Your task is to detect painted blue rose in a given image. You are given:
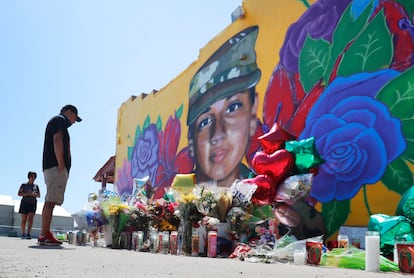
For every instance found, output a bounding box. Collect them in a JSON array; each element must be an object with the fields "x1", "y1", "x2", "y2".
[
  {"x1": 299, "y1": 70, "x2": 406, "y2": 203},
  {"x1": 131, "y1": 123, "x2": 160, "y2": 185}
]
